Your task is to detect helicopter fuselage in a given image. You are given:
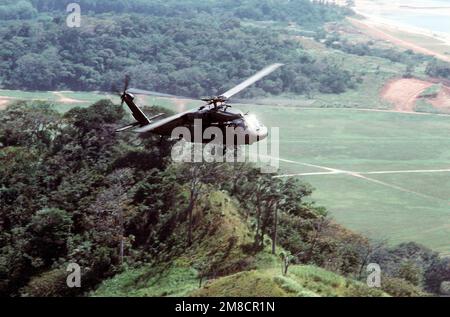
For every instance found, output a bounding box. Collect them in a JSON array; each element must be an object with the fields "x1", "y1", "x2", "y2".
[
  {"x1": 158, "y1": 109, "x2": 268, "y2": 145},
  {"x1": 118, "y1": 63, "x2": 283, "y2": 145},
  {"x1": 119, "y1": 93, "x2": 268, "y2": 145}
]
